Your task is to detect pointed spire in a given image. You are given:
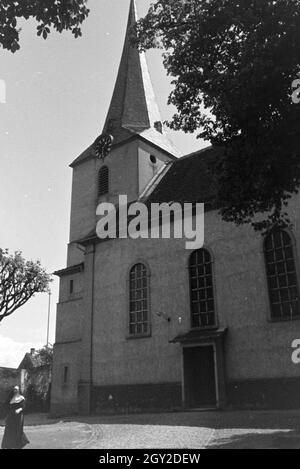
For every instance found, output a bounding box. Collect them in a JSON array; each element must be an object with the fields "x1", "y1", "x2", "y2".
[
  {"x1": 103, "y1": 0, "x2": 156, "y2": 137},
  {"x1": 102, "y1": 0, "x2": 180, "y2": 157}
]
